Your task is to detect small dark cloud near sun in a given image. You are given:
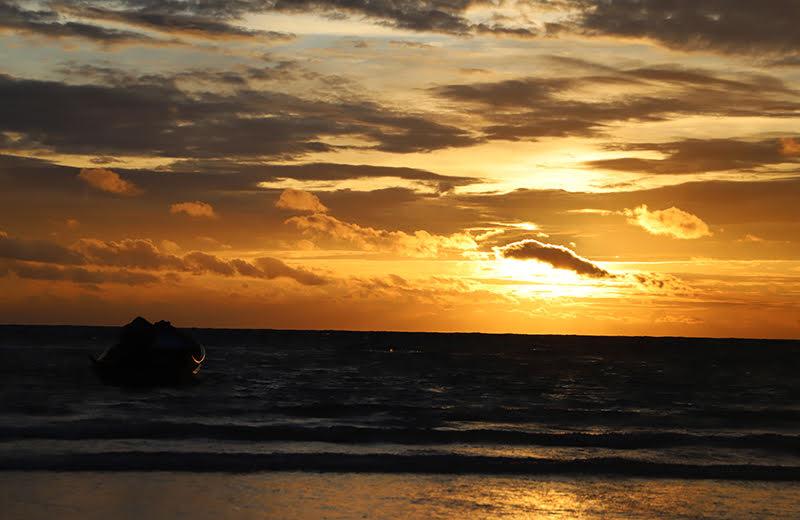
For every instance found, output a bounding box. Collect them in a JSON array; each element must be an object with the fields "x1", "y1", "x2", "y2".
[{"x1": 495, "y1": 239, "x2": 612, "y2": 279}]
